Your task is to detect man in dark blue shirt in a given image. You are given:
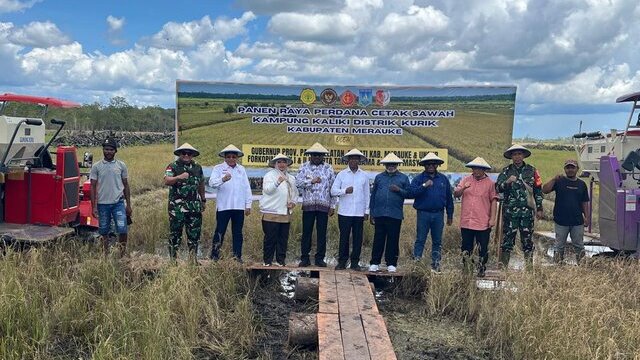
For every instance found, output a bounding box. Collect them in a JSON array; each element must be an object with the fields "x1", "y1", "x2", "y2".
[
  {"x1": 368, "y1": 153, "x2": 410, "y2": 273},
  {"x1": 409, "y1": 152, "x2": 454, "y2": 272}
]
